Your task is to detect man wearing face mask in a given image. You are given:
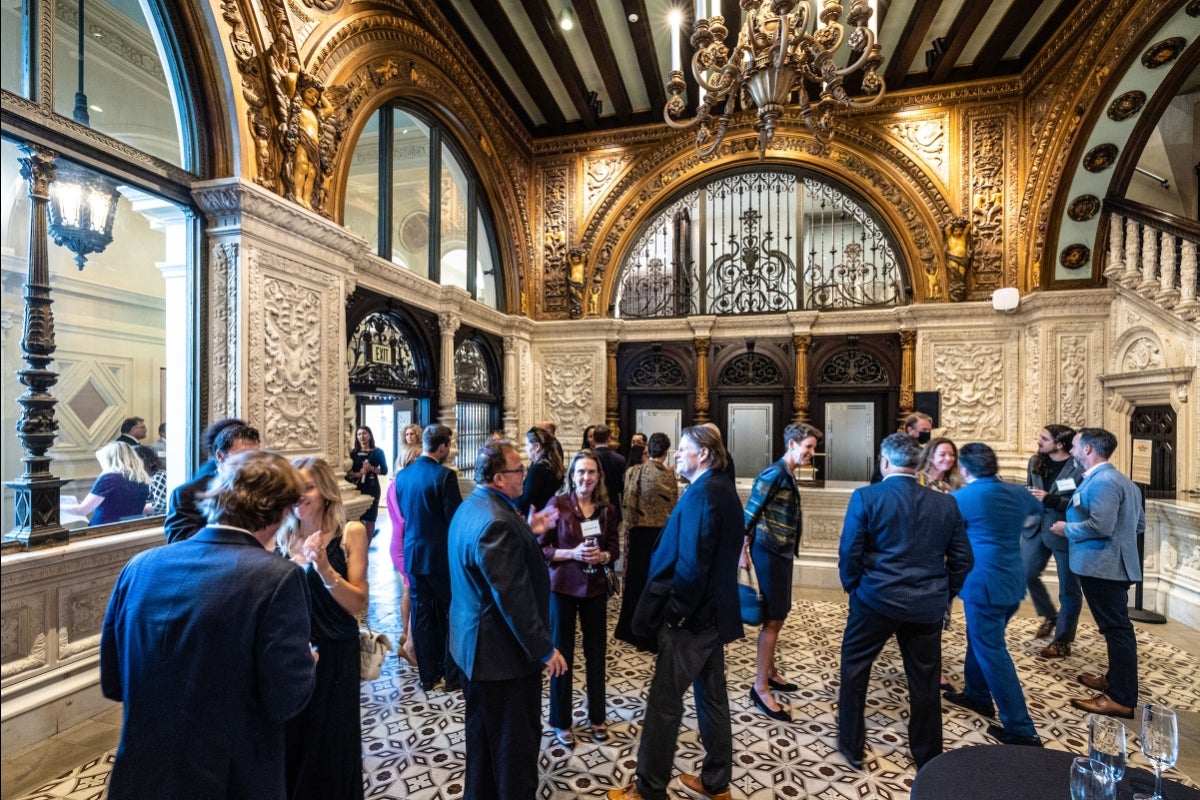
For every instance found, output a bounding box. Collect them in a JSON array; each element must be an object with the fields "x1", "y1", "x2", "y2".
[{"x1": 870, "y1": 413, "x2": 933, "y2": 484}]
